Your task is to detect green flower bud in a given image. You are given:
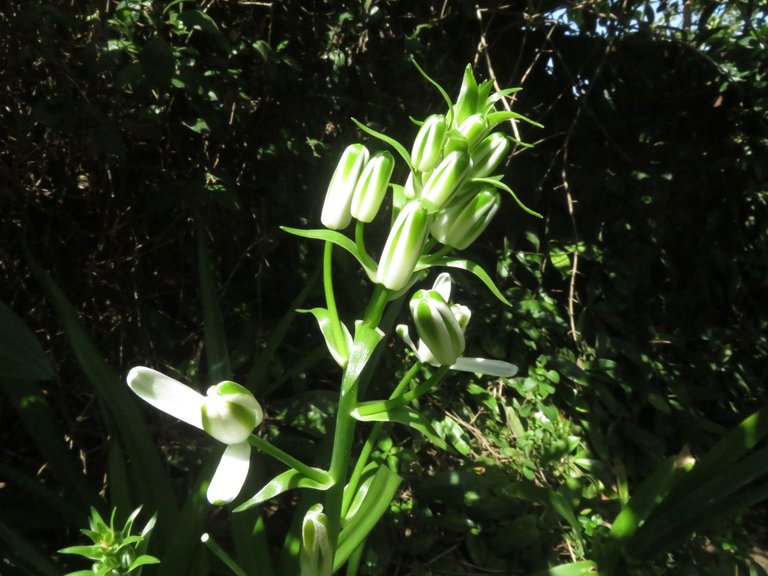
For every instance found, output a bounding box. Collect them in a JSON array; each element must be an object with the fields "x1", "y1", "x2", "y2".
[
  {"x1": 430, "y1": 186, "x2": 501, "y2": 249},
  {"x1": 457, "y1": 113, "x2": 487, "y2": 148},
  {"x1": 321, "y1": 144, "x2": 369, "y2": 230},
  {"x1": 201, "y1": 381, "x2": 263, "y2": 444},
  {"x1": 453, "y1": 65, "x2": 478, "y2": 127},
  {"x1": 350, "y1": 150, "x2": 394, "y2": 223},
  {"x1": 411, "y1": 114, "x2": 447, "y2": 173},
  {"x1": 419, "y1": 150, "x2": 471, "y2": 214},
  {"x1": 300, "y1": 505, "x2": 332, "y2": 576},
  {"x1": 469, "y1": 132, "x2": 509, "y2": 179},
  {"x1": 410, "y1": 288, "x2": 466, "y2": 366},
  {"x1": 376, "y1": 200, "x2": 430, "y2": 291}
]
